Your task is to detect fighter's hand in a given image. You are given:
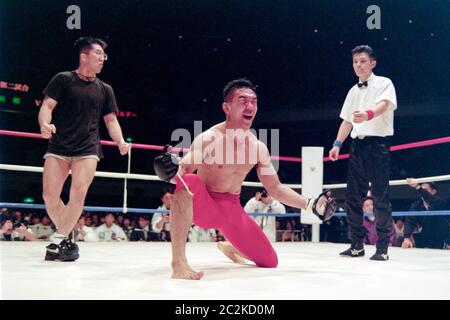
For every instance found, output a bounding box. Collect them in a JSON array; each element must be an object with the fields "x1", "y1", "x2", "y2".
[
  {"x1": 164, "y1": 145, "x2": 182, "y2": 162},
  {"x1": 153, "y1": 144, "x2": 180, "y2": 183},
  {"x1": 329, "y1": 147, "x2": 340, "y2": 162},
  {"x1": 406, "y1": 178, "x2": 418, "y2": 188},
  {"x1": 40, "y1": 123, "x2": 56, "y2": 139},
  {"x1": 401, "y1": 238, "x2": 414, "y2": 248},
  {"x1": 118, "y1": 140, "x2": 130, "y2": 155},
  {"x1": 352, "y1": 111, "x2": 368, "y2": 123},
  {"x1": 306, "y1": 190, "x2": 337, "y2": 222}
]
